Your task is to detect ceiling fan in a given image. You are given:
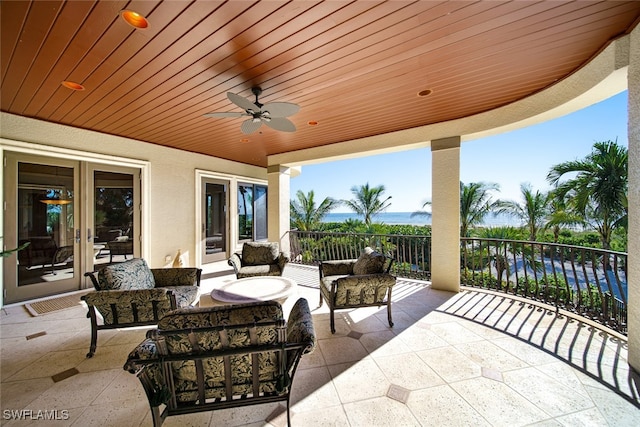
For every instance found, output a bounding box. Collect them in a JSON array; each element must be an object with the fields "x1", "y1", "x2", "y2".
[{"x1": 204, "y1": 87, "x2": 300, "y2": 134}]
